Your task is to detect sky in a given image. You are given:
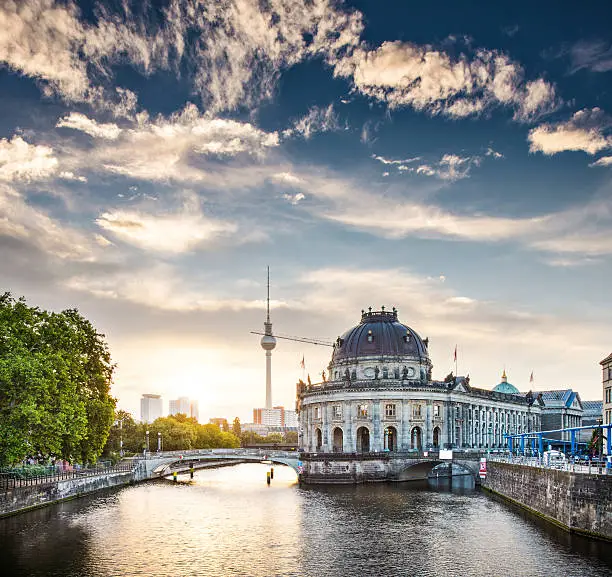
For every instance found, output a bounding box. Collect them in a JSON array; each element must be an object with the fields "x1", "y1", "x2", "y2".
[{"x1": 1, "y1": 0, "x2": 612, "y2": 423}]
